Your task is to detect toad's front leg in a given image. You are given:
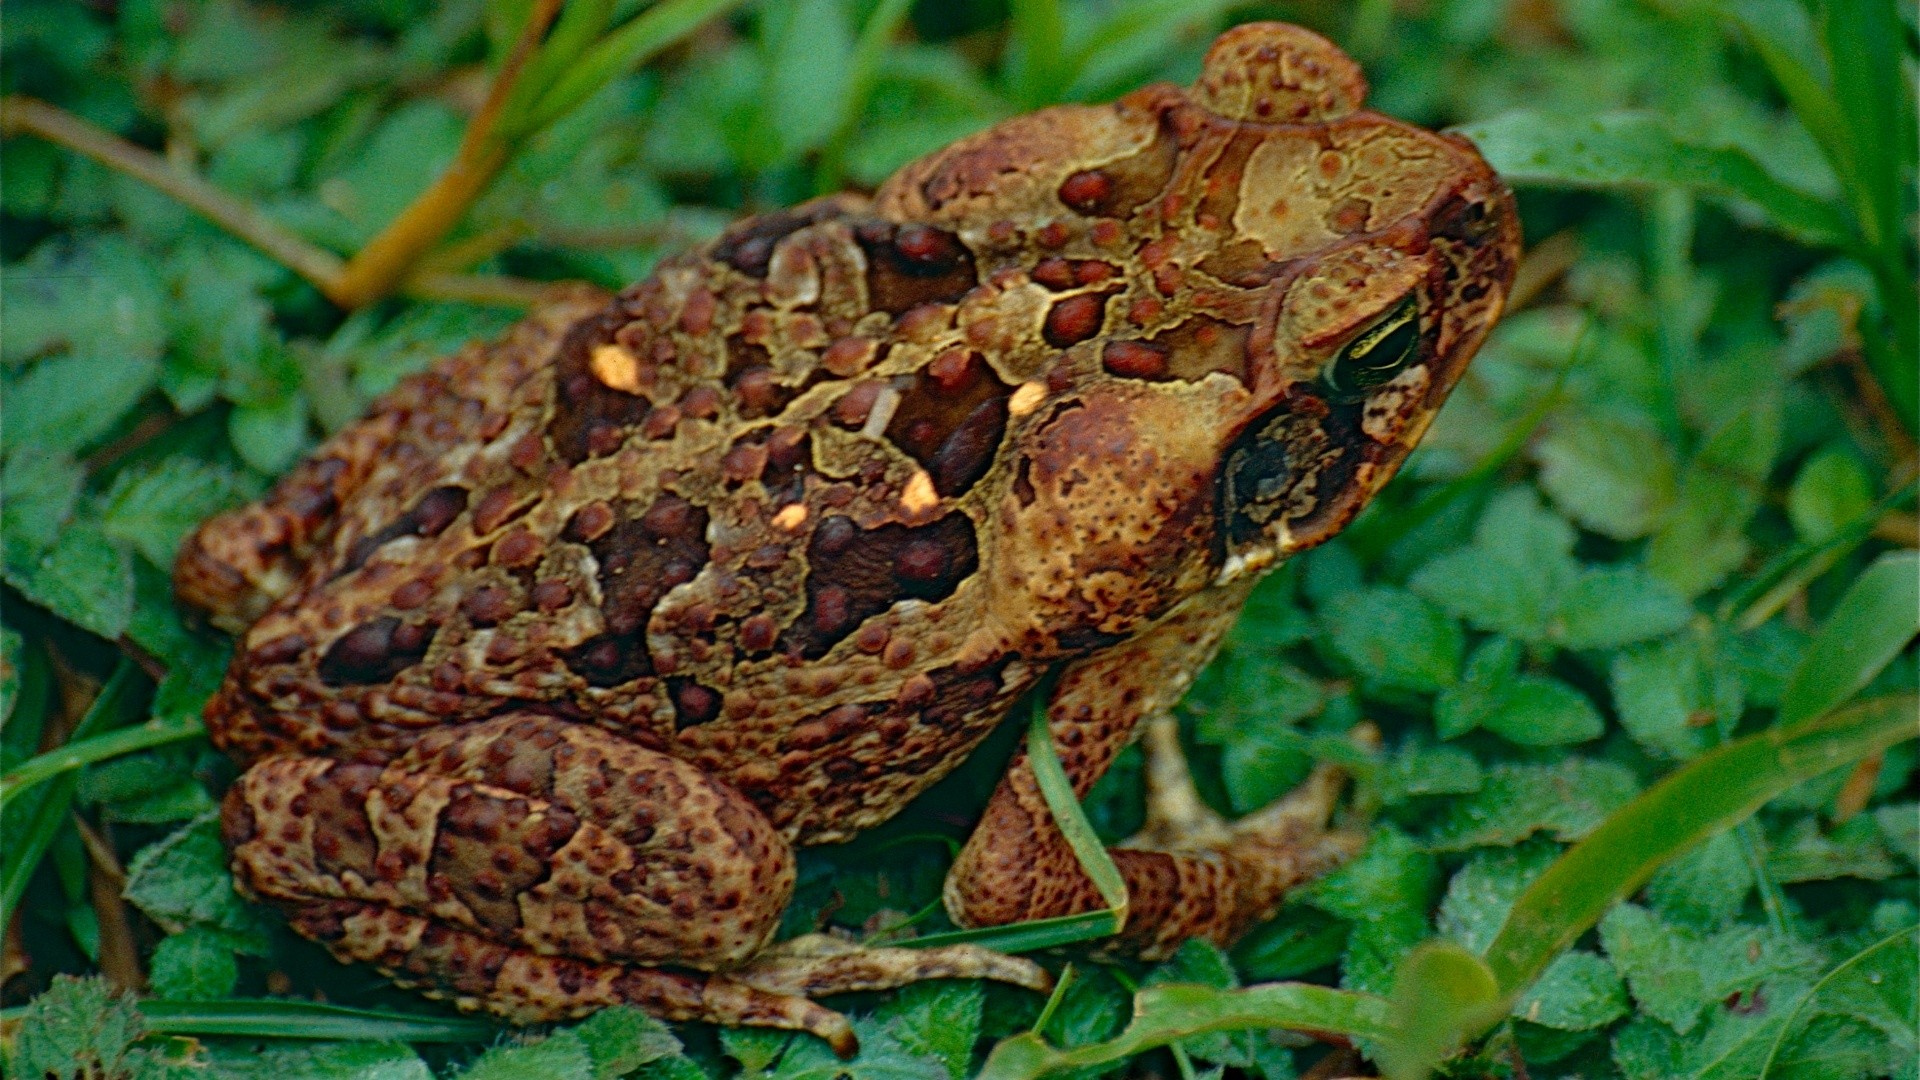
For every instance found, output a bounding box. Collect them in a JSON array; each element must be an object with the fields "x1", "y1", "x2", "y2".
[
  {"x1": 224, "y1": 714, "x2": 1044, "y2": 1054},
  {"x1": 944, "y1": 583, "x2": 1367, "y2": 959}
]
